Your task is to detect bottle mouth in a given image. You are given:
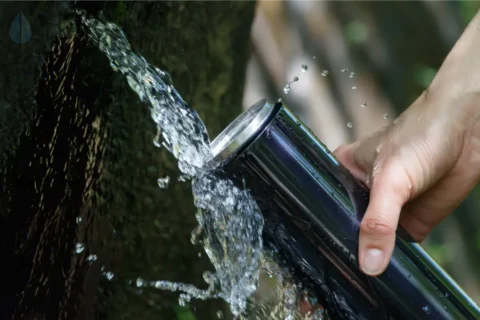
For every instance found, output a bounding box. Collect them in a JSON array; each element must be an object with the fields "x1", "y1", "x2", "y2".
[{"x1": 210, "y1": 99, "x2": 275, "y2": 164}]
